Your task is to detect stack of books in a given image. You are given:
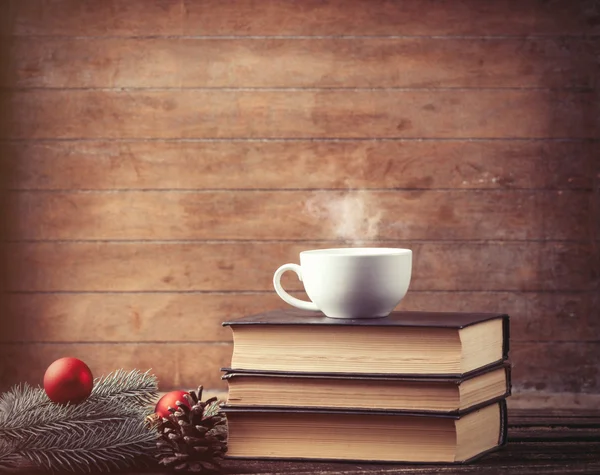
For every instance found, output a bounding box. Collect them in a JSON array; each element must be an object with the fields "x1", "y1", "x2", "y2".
[{"x1": 221, "y1": 308, "x2": 510, "y2": 464}]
